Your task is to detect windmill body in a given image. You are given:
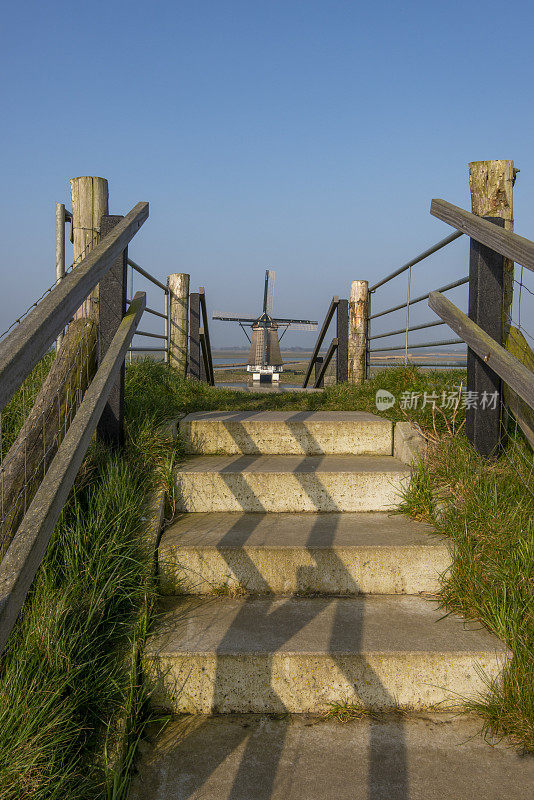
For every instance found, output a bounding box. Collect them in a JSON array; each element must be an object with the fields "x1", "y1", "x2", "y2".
[{"x1": 213, "y1": 270, "x2": 318, "y2": 383}]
